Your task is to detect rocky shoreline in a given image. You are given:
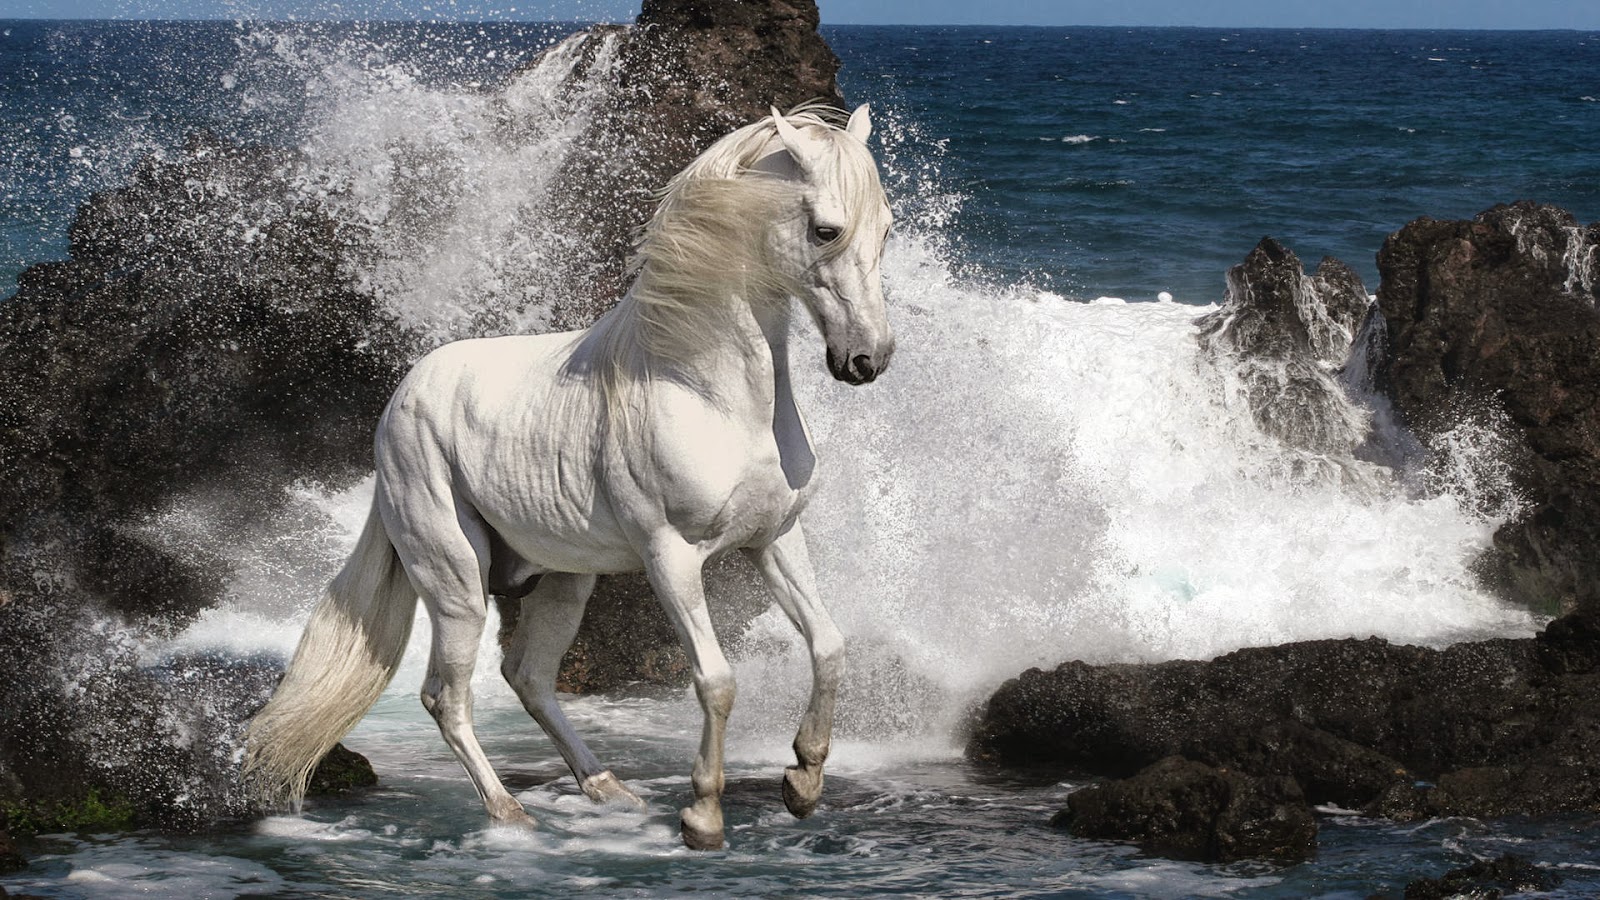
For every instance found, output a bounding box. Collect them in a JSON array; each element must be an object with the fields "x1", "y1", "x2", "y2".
[{"x1": 969, "y1": 201, "x2": 1600, "y2": 865}]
